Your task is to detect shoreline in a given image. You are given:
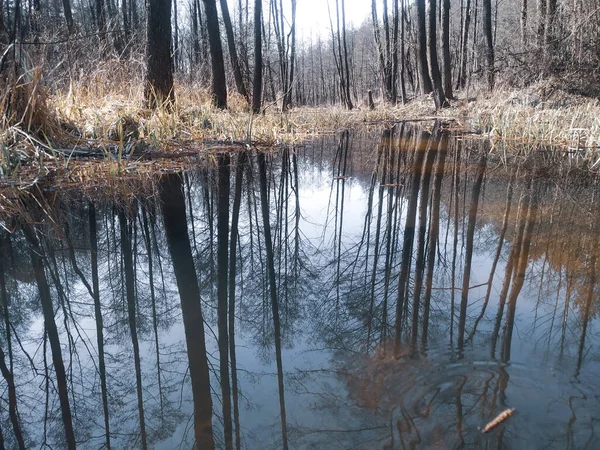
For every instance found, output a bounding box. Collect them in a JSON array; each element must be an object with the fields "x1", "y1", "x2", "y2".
[{"x1": 2, "y1": 80, "x2": 600, "y2": 188}]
